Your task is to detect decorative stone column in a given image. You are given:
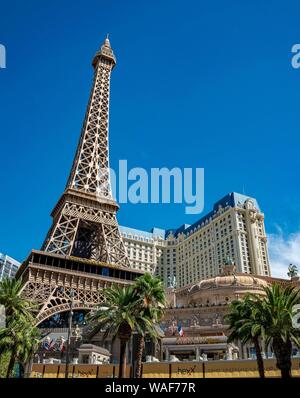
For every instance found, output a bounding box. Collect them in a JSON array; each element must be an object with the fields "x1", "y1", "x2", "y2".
[
  {"x1": 244, "y1": 202, "x2": 263, "y2": 275},
  {"x1": 261, "y1": 339, "x2": 267, "y2": 359},
  {"x1": 242, "y1": 344, "x2": 247, "y2": 359},
  {"x1": 195, "y1": 346, "x2": 200, "y2": 361},
  {"x1": 237, "y1": 341, "x2": 243, "y2": 359},
  {"x1": 165, "y1": 347, "x2": 169, "y2": 361}
]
